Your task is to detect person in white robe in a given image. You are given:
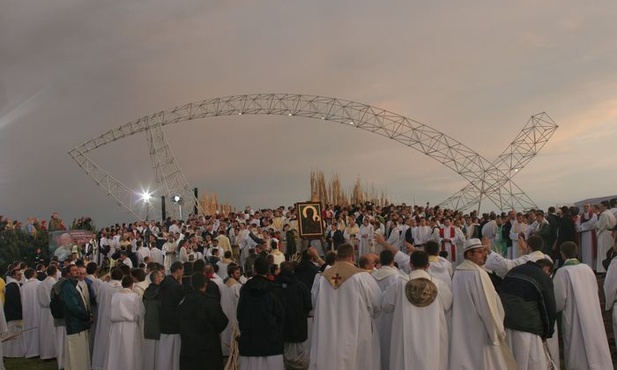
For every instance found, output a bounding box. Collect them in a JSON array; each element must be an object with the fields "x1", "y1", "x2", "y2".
[
  {"x1": 269, "y1": 245, "x2": 286, "y2": 267},
  {"x1": 611, "y1": 198, "x2": 617, "y2": 219},
  {"x1": 217, "y1": 252, "x2": 234, "y2": 280},
  {"x1": 37, "y1": 266, "x2": 58, "y2": 360},
  {"x1": 178, "y1": 242, "x2": 190, "y2": 264},
  {"x1": 578, "y1": 204, "x2": 597, "y2": 268},
  {"x1": 371, "y1": 220, "x2": 385, "y2": 255},
  {"x1": 188, "y1": 244, "x2": 205, "y2": 262},
  {"x1": 508, "y1": 213, "x2": 527, "y2": 260},
  {"x1": 415, "y1": 218, "x2": 433, "y2": 248},
  {"x1": 595, "y1": 201, "x2": 616, "y2": 273},
  {"x1": 449, "y1": 238, "x2": 518, "y2": 370},
  {"x1": 205, "y1": 264, "x2": 235, "y2": 357},
  {"x1": 344, "y1": 220, "x2": 361, "y2": 258},
  {"x1": 485, "y1": 234, "x2": 550, "y2": 279},
  {"x1": 237, "y1": 224, "x2": 252, "y2": 267},
  {"x1": 20, "y1": 269, "x2": 41, "y2": 358},
  {"x1": 371, "y1": 250, "x2": 403, "y2": 370},
  {"x1": 240, "y1": 226, "x2": 260, "y2": 268},
  {"x1": 524, "y1": 211, "x2": 538, "y2": 240},
  {"x1": 382, "y1": 250, "x2": 452, "y2": 370},
  {"x1": 77, "y1": 266, "x2": 93, "y2": 315},
  {"x1": 131, "y1": 269, "x2": 149, "y2": 298},
  {"x1": 162, "y1": 235, "x2": 178, "y2": 274},
  {"x1": 221, "y1": 265, "x2": 242, "y2": 356},
  {"x1": 462, "y1": 216, "x2": 479, "y2": 240},
  {"x1": 136, "y1": 240, "x2": 151, "y2": 266},
  {"x1": 424, "y1": 241, "x2": 453, "y2": 288},
  {"x1": 374, "y1": 233, "x2": 415, "y2": 275},
  {"x1": 603, "y1": 252, "x2": 617, "y2": 344},
  {"x1": 91, "y1": 269, "x2": 123, "y2": 370},
  {"x1": 104, "y1": 277, "x2": 144, "y2": 370},
  {"x1": 216, "y1": 231, "x2": 233, "y2": 256},
  {"x1": 358, "y1": 218, "x2": 374, "y2": 256},
  {"x1": 434, "y1": 219, "x2": 465, "y2": 265},
  {"x1": 85, "y1": 264, "x2": 101, "y2": 358},
  {"x1": 386, "y1": 221, "x2": 403, "y2": 251},
  {"x1": 309, "y1": 243, "x2": 382, "y2": 370},
  {"x1": 554, "y1": 241, "x2": 612, "y2": 370},
  {"x1": 481, "y1": 215, "x2": 498, "y2": 250},
  {"x1": 371, "y1": 250, "x2": 402, "y2": 292},
  {"x1": 149, "y1": 242, "x2": 165, "y2": 266}
]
